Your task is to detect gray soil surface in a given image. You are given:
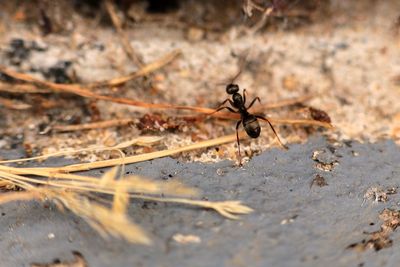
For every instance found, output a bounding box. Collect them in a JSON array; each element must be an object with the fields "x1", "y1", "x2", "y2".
[
  {"x1": 1, "y1": 136, "x2": 400, "y2": 267},
  {"x1": 1, "y1": 1, "x2": 400, "y2": 267}
]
